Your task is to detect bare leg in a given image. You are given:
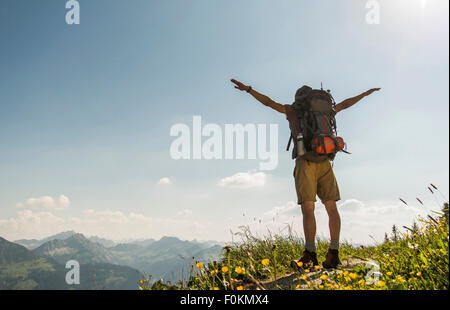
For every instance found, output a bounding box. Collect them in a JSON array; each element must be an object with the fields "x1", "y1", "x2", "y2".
[
  {"x1": 323, "y1": 200, "x2": 341, "y2": 242},
  {"x1": 301, "y1": 201, "x2": 316, "y2": 244}
]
